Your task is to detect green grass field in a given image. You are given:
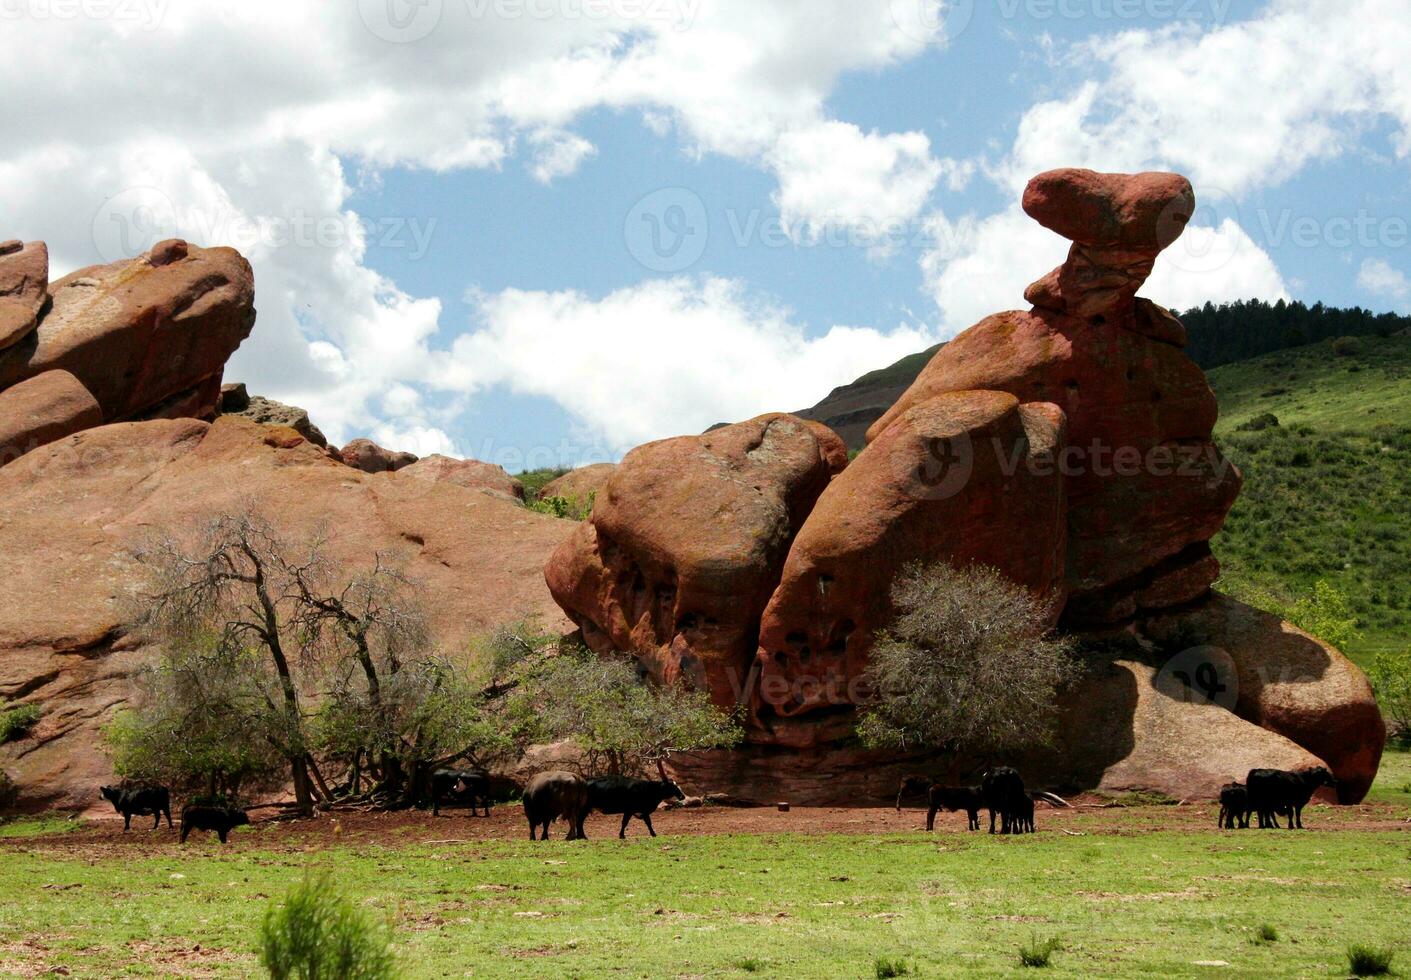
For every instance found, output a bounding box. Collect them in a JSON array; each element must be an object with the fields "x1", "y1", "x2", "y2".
[
  {"x1": 3, "y1": 753, "x2": 1409, "y2": 978},
  {"x1": 1210, "y1": 334, "x2": 1411, "y2": 662}
]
